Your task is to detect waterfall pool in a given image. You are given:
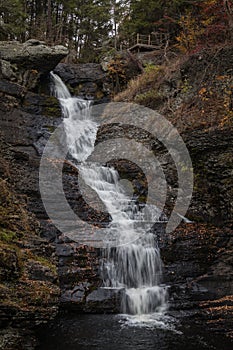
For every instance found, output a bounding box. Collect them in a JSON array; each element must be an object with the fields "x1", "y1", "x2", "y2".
[{"x1": 36, "y1": 313, "x2": 231, "y2": 350}]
